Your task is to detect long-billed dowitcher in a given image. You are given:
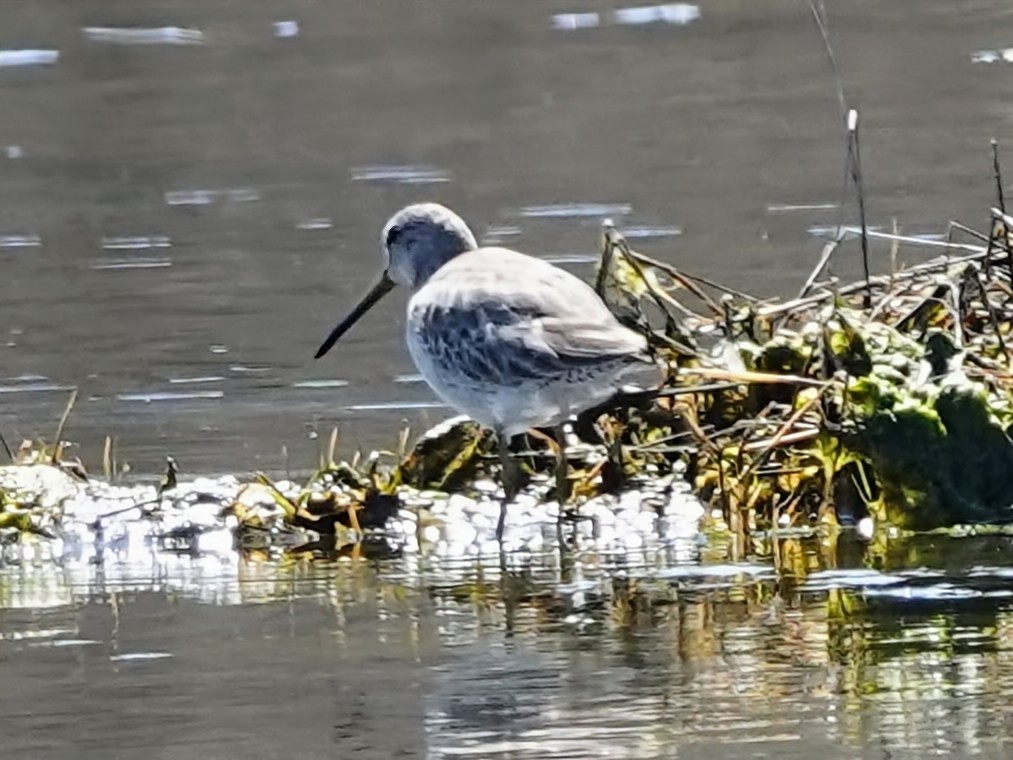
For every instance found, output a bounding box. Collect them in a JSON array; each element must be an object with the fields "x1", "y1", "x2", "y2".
[{"x1": 314, "y1": 203, "x2": 651, "y2": 540}]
